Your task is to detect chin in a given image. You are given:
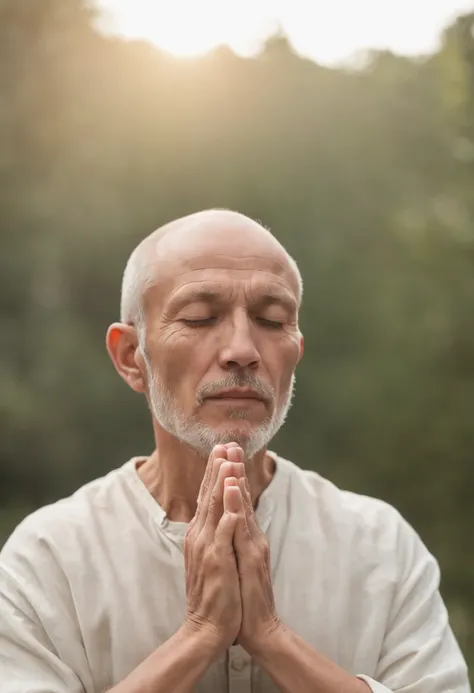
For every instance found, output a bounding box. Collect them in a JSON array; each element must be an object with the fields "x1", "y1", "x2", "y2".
[
  {"x1": 214, "y1": 418, "x2": 272, "y2": 451},
  {"x1": 214, "y1": 431, "x2": 266, "y2": 459},
  {"x1": 214, "y1": 421, "x2": 255, "y2": 439},
  {"x1": 212, "y1": 413, "x2": 263, "y2": 432},
  {"x1": 177, "y1": 418, "x2": 273, "y2": 460}
]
